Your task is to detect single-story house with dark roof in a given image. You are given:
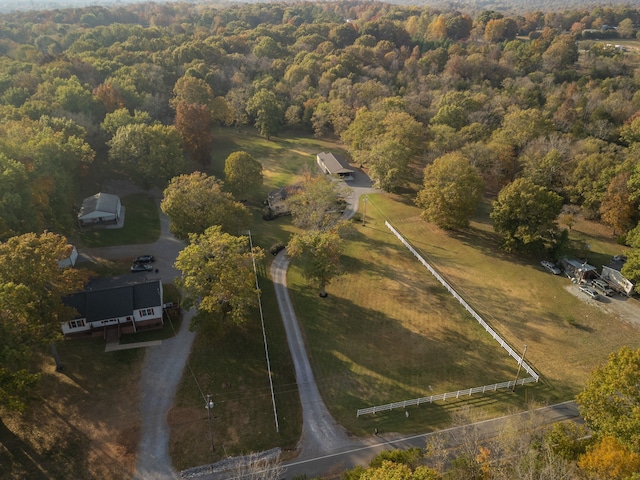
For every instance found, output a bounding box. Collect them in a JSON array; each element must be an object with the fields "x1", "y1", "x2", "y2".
[
  {"x1": 77, "y1": 192, "x2": 122, "y2": 226},
  {"x1": 316, "y1": 152, "x2": 354, "y2": 180},
  {"x1": 62, "y1": 280, "x2": 163, "y2": 338}
]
